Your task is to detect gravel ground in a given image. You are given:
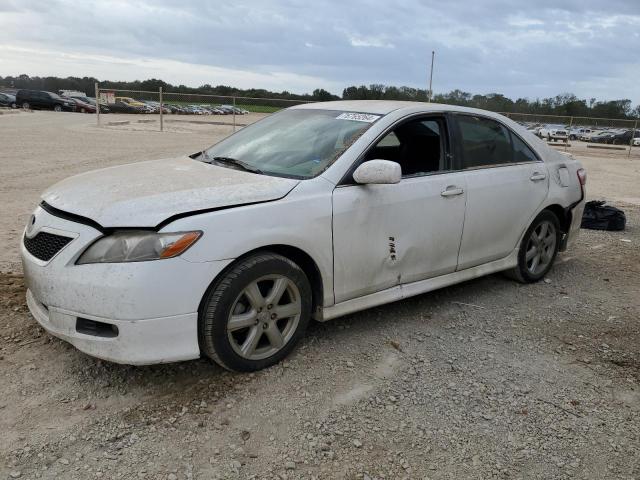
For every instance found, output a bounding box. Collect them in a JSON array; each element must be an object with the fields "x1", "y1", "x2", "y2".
[{"x1": 1, "y1": 112, "x2": 639, "y2": 479}]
